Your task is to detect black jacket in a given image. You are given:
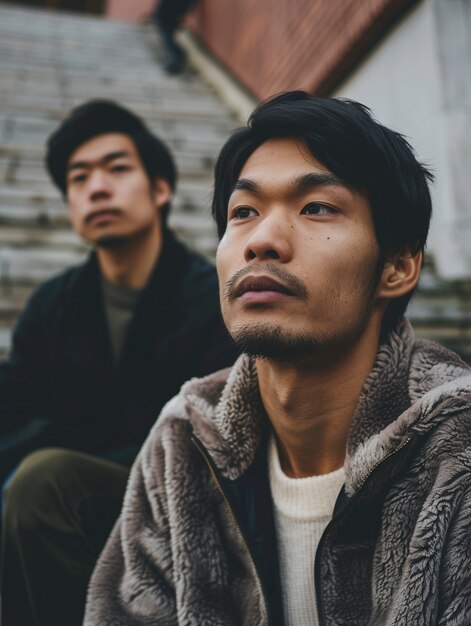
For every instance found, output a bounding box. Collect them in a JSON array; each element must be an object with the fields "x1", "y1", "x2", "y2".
[{"x1": 0, "y1": 230, "x2": 237, "y2": 482}]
